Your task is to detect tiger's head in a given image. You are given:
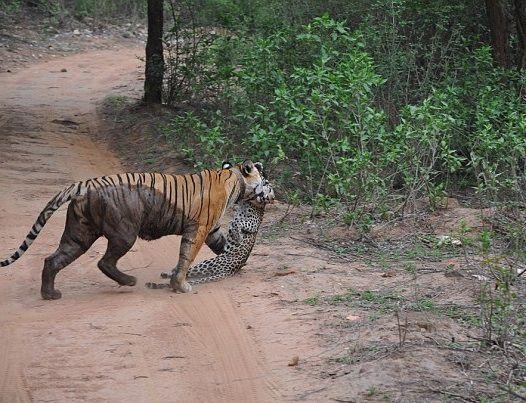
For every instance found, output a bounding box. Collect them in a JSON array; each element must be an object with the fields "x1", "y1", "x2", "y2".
[{"x1": 223, "y1": 160, "x2": 275, "y2": 205}]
